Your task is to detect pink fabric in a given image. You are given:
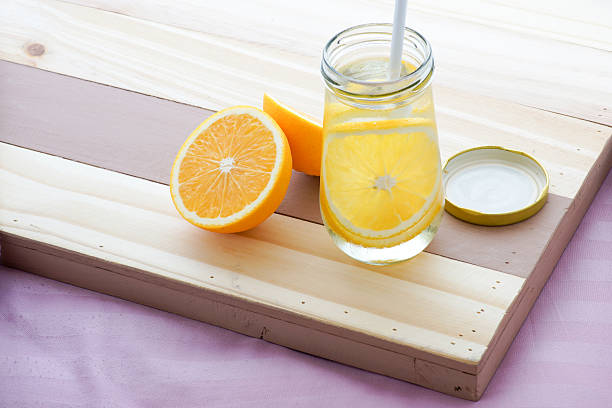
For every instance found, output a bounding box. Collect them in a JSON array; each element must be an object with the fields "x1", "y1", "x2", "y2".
[{"x1": 1, "y1": 170, "x2": 611, "y2": 407}]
